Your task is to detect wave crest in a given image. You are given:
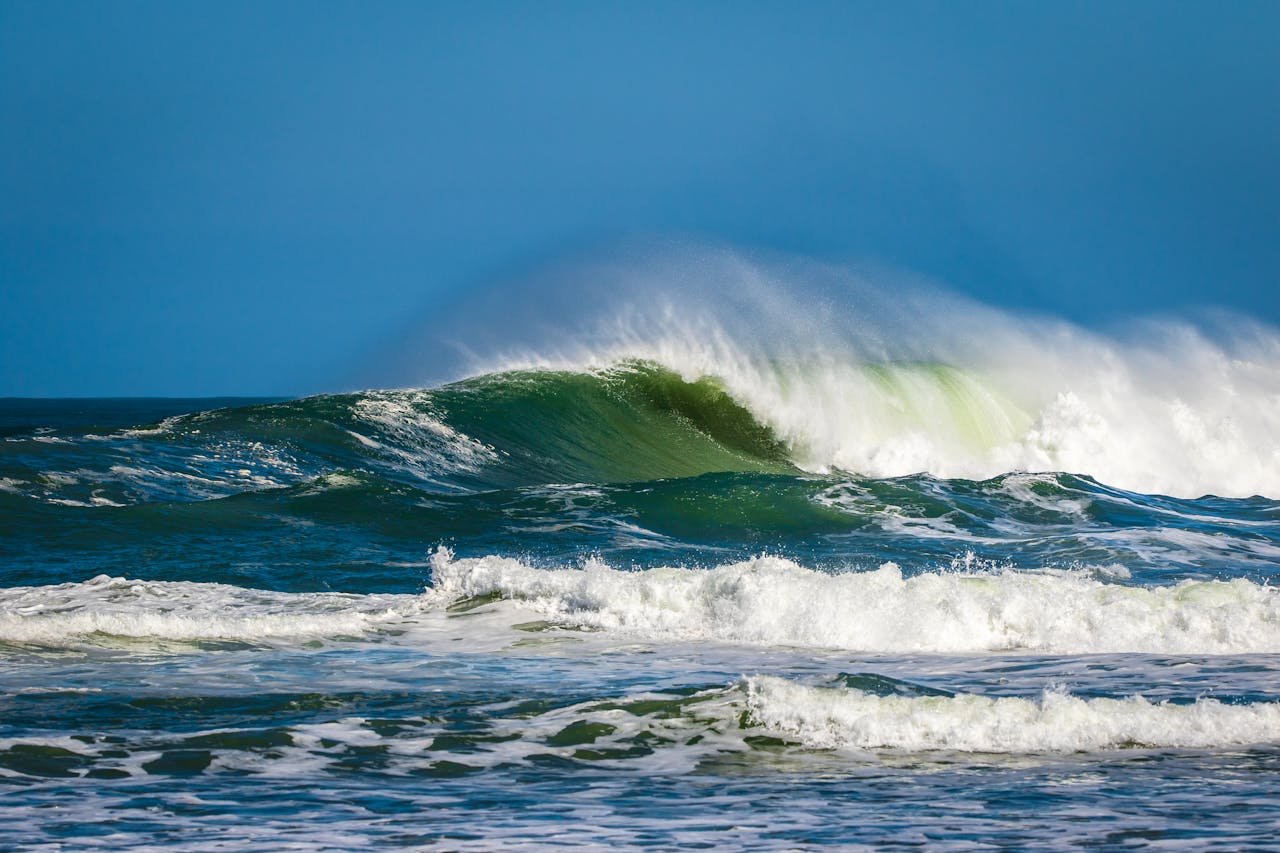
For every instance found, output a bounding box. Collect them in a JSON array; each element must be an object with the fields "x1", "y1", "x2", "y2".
[
  {"x1": 430, "y1": 551, "x2": 1280, "y2": 655},
  {"x1": 408, "y1": 247, "x2": 1280, "y2": 498},
  {"x1": 10, "y1": 553, "x2": 1279, "y2": 656},
  {"x1": 744, "y1": 675, "x2": 1280, "y2": 752}
]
